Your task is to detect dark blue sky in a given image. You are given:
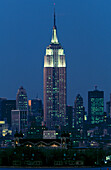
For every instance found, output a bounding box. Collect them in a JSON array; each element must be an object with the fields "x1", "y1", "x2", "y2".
[{"x1": 0, "y1": 0, "x2": 111, "y2": 111}]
